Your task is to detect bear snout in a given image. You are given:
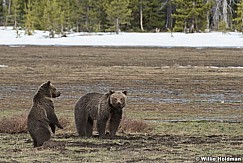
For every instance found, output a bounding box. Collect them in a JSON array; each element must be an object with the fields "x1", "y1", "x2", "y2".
[
  {"x1": 116, "y1": 102, "x2": 122, "y2": 108},
  {"x1": 52, "y1": 91, "x2": 61, "y2": 98}
]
